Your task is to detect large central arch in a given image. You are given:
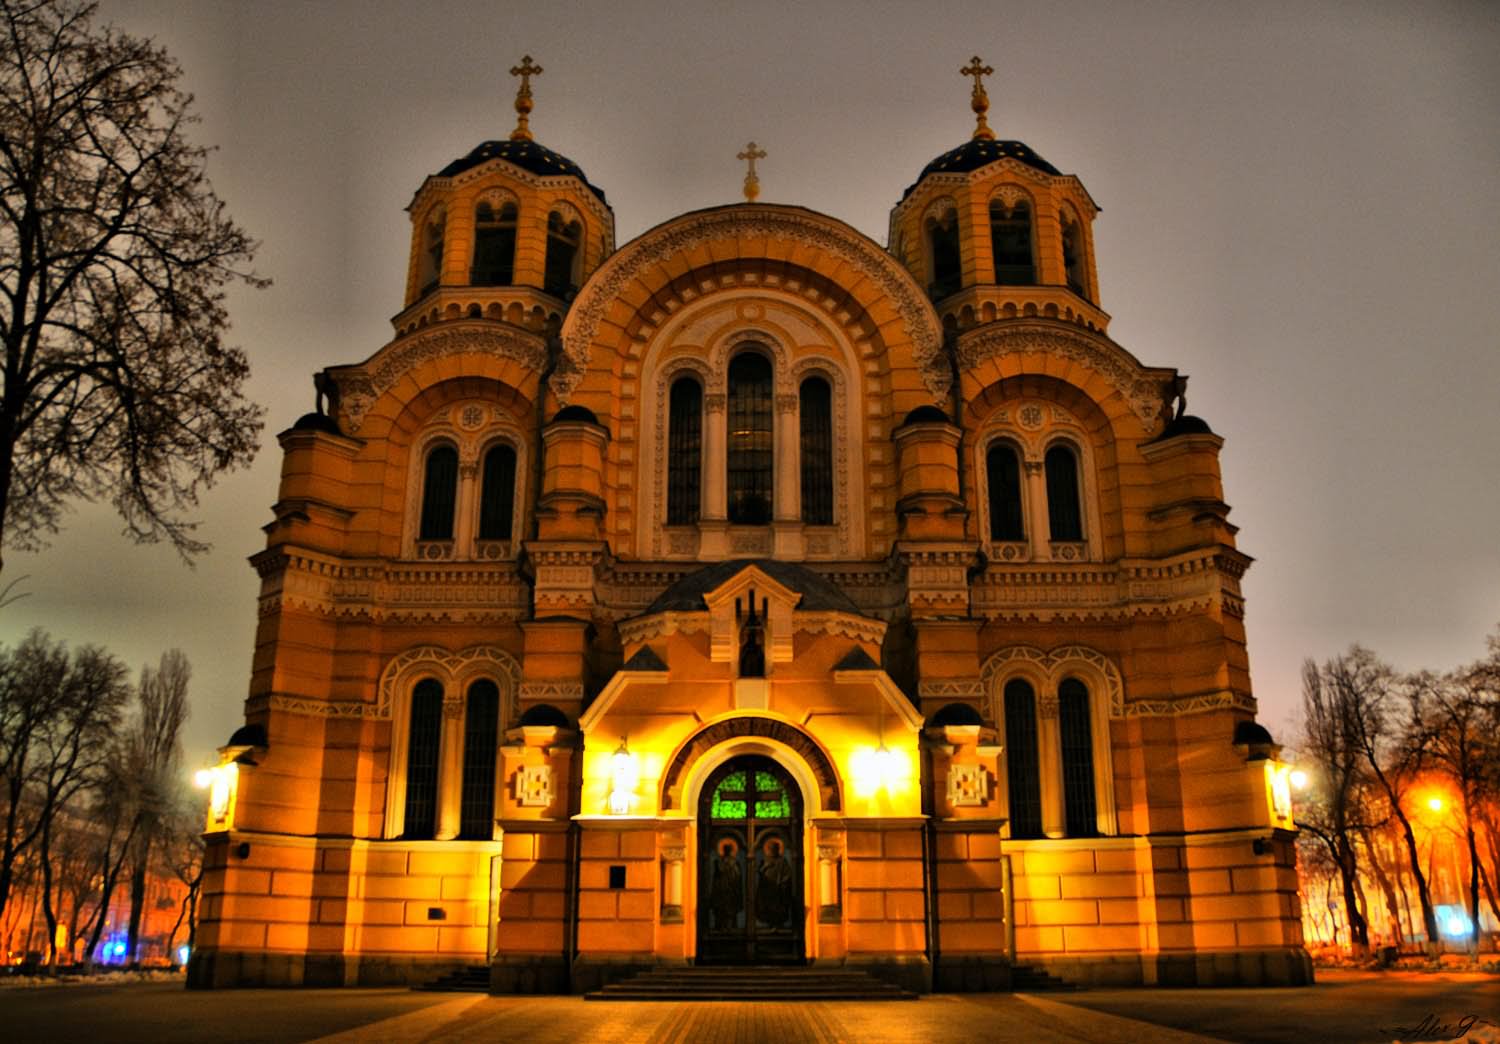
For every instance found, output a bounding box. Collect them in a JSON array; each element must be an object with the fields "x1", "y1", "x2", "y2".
[{"x1": 660, "y1": 714, "x2": 841, "y2": 814}]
